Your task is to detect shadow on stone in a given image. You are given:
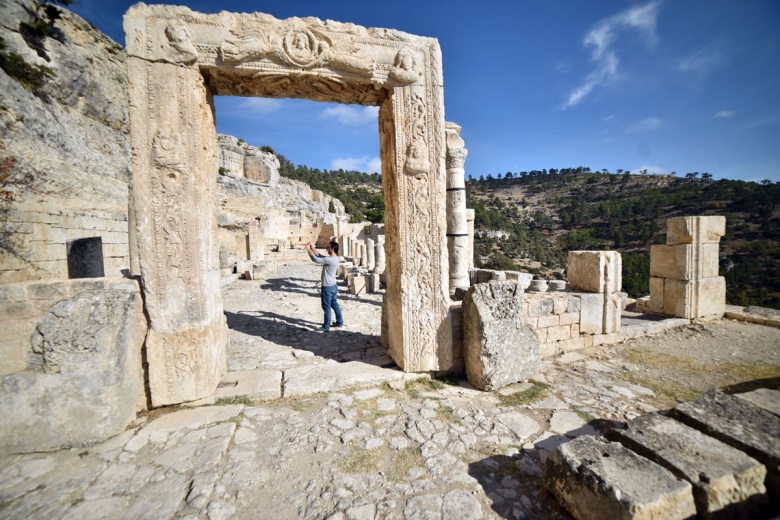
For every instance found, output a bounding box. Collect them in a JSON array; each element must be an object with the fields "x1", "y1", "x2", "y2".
[{"x1": 224, "y1": 310, "x2": 386, "y2": 365}]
